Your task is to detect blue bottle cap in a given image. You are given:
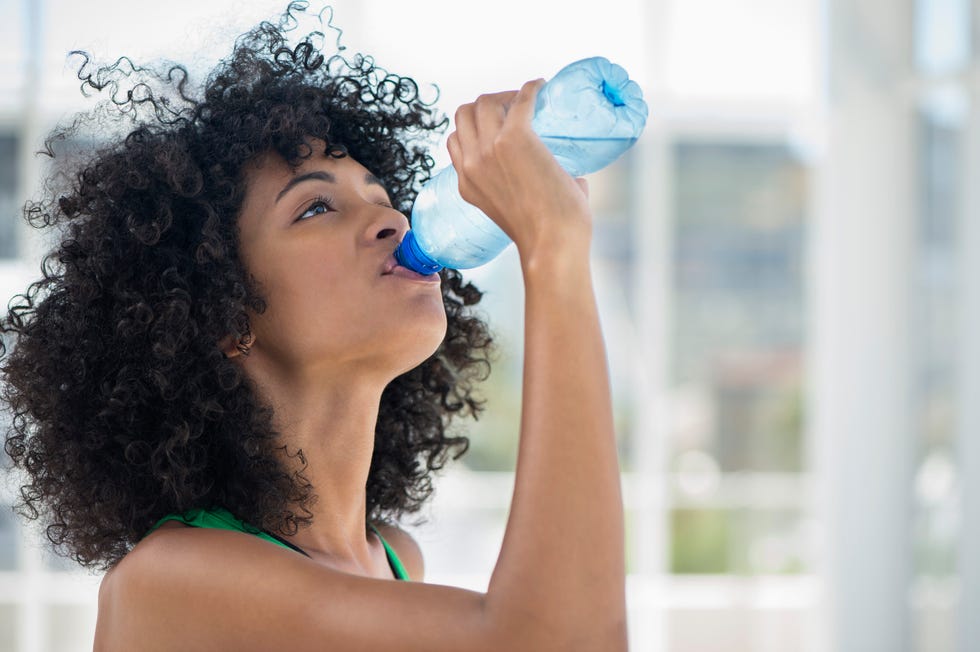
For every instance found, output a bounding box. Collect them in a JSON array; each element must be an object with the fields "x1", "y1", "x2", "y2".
[
  {"x1": 394, "y1": 230, "x2": 444, "y2": 275},
  {"x1": 601, "y1": 79, "x2": 626, "y2": 107}
]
